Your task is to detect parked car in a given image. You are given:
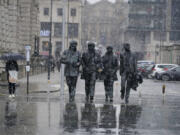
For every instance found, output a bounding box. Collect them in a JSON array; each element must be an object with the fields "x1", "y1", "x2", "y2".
[
  {"x1": 157, "y1": 66, "x2": 180, "y2": 81},
  {"x1": 137, "y1": 60, "x2": 155, "y2": 66},
  {"x1": 137, "y1": 64, "x2": 154, "y2": 78},
  {"x1": 151, "y1": 64, "x2": 179, "y2": 79}
]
